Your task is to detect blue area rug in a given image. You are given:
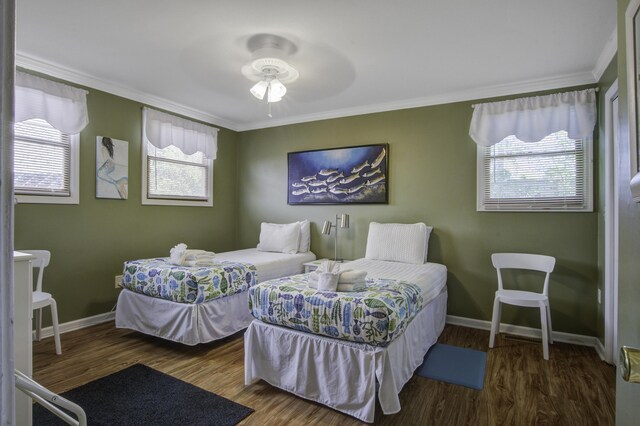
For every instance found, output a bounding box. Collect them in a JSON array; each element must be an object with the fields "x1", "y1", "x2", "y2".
[
  {"x1": 33, "y1": 364, "x2": 253, "y2": 426},
  {"x1": 415, "y1": 343, "x2": 487, "y2": 390}
]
